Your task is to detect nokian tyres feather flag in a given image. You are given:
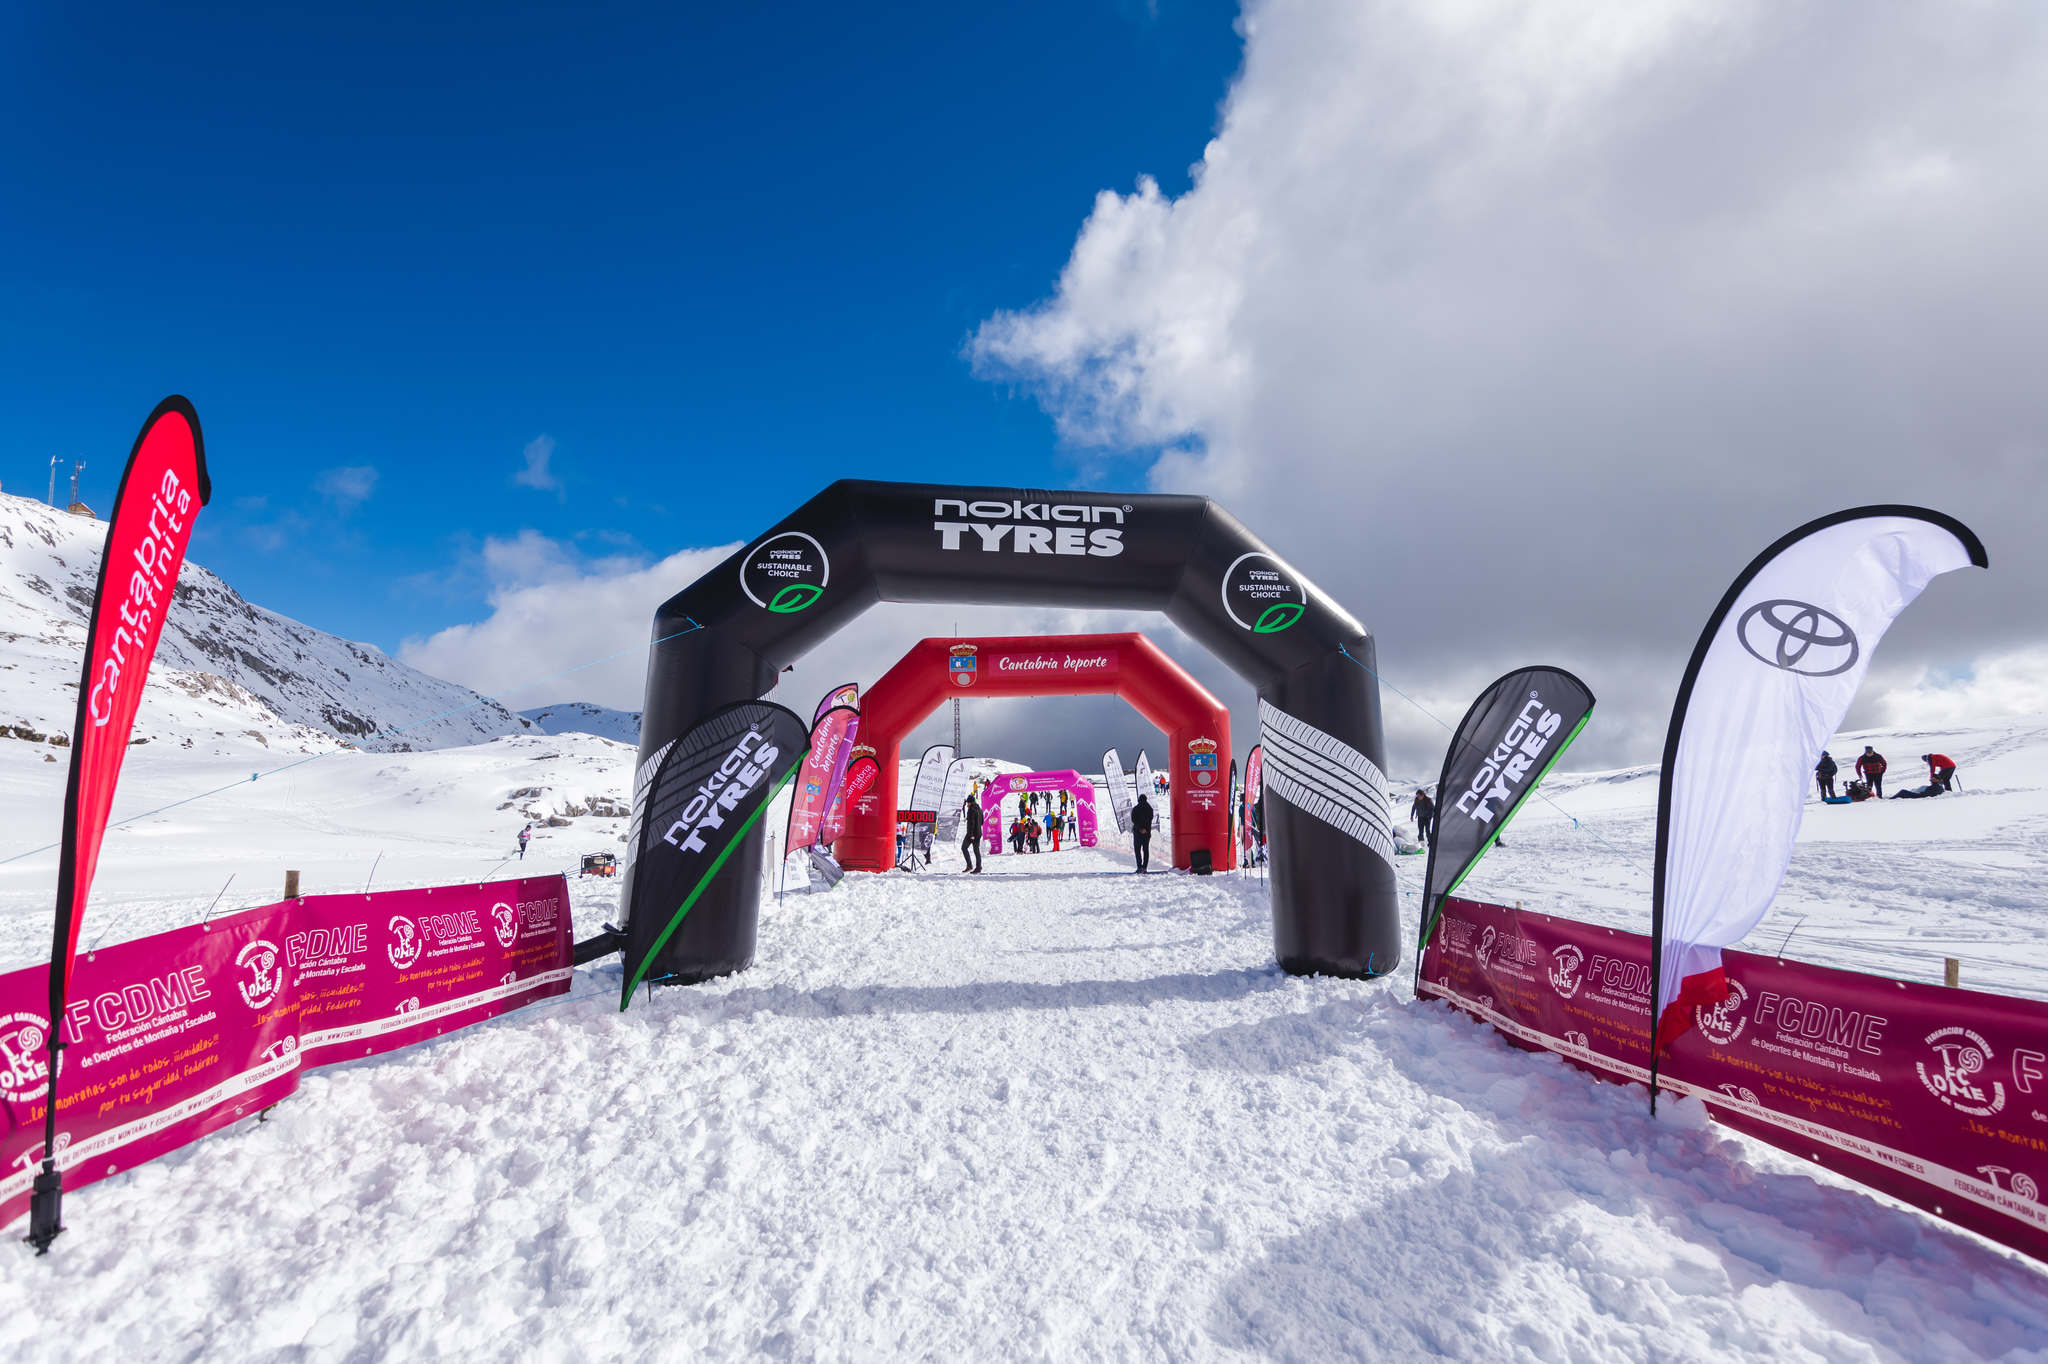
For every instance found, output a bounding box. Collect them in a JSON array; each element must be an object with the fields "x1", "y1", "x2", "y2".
[
  {"x1": 1651, "y1": 507, "x2": 1987, "y2": 1059},
  {"x1": 622, "y1": 701, "x2": 807, "y2": 1007},
  {"x1": 32, "y1": 396, "x2": 211, "y2": 1254},
  {"x1": 1416, "y1": 668, "x2": 1594, "y2": 968}
]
